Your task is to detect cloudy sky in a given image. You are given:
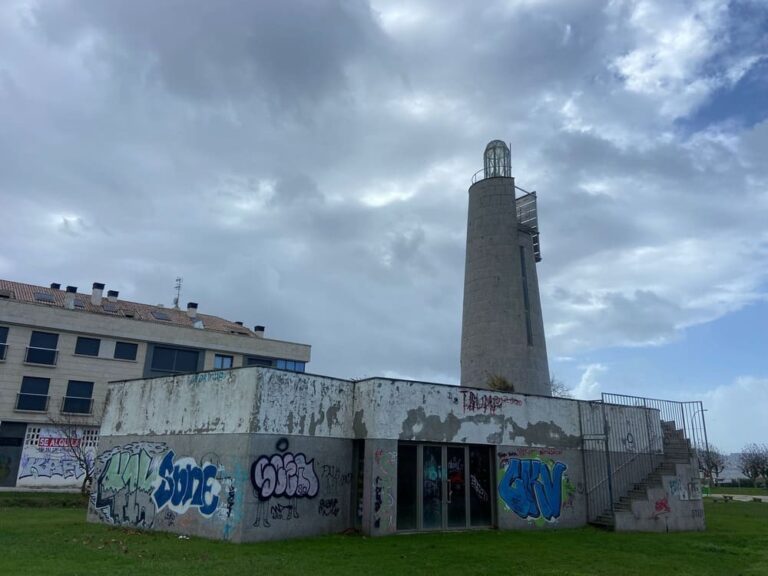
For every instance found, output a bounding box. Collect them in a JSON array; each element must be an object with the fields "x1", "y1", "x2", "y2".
[{"x1": 2, "y1": 0, "x2": 766, "y2": 452}]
